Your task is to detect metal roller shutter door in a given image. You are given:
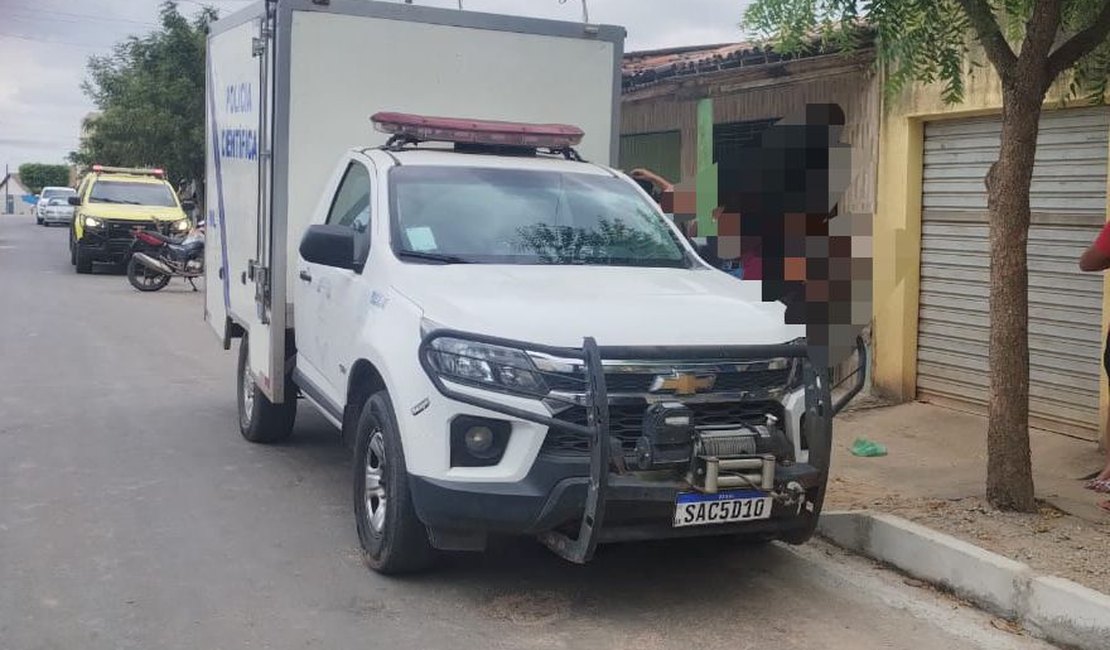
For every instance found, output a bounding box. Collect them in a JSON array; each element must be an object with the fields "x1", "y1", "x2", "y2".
[{"x1": 917, "y1": 107, "x2": 1109, "y2": 439}]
